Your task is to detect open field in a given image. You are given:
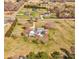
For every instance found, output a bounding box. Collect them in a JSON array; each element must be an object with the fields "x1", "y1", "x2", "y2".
[
  {"x1": 4, "y1": 0, "x2": 75, "y2": 59},
  {"x1": 5, "y1": 19, "x2": 75, "y2": 59}
]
